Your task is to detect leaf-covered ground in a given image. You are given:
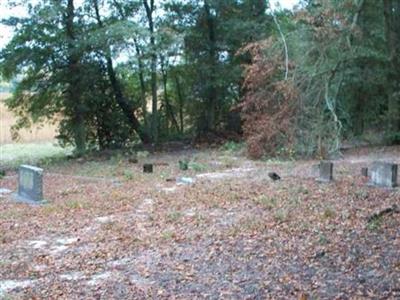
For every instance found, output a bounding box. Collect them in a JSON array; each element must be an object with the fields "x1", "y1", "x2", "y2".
[{"x1": 0, "y1": 147, "x2": 399, "y2": 299}]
